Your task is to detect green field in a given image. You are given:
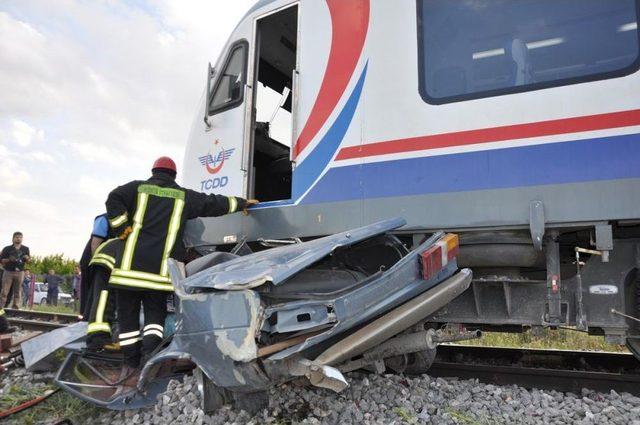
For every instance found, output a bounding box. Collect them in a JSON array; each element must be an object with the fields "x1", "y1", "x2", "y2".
[{"x1": 457, "y1": 327, "x2": 629, "y2": 352}]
